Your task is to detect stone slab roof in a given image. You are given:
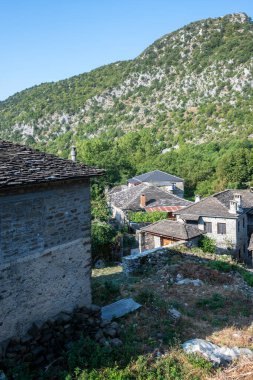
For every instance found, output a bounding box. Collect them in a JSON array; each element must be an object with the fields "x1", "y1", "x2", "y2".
[
  {"x1": 128, "y1": 170, "x2": 183, "y2": 184},
  {"x1": 0, "y1": 140, "x2": 105, "y2": 189},
  {"x1": 108, "y1": 183, "x2": 191, "y2": 211},
  {"x1": 140, "y1": 219, "x2": 204, "y2": 240},
  {"x1": 176, "y1": 189, "x2": 253, "y2": 219}
]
